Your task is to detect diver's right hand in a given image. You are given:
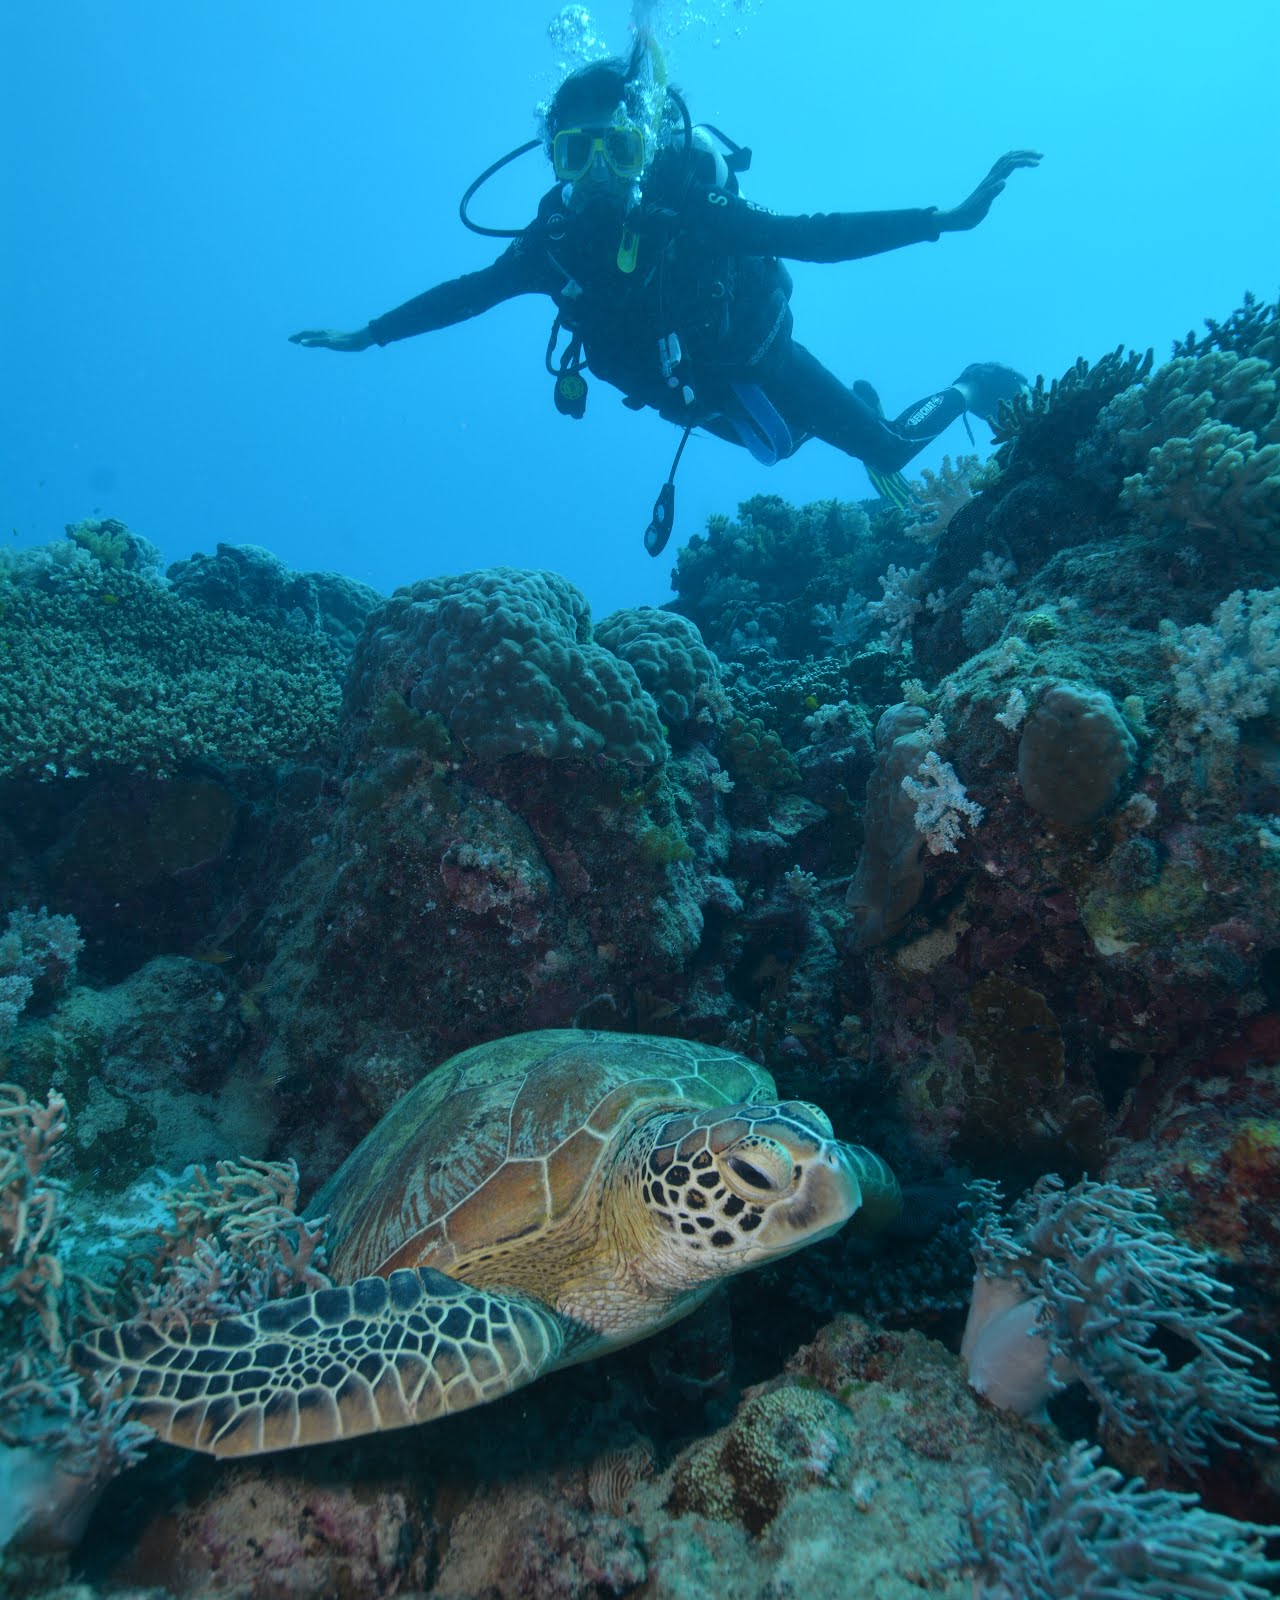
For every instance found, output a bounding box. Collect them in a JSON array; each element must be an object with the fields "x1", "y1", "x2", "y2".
[{"x1": 288, "y1": 327, "x2": 375, "y2": 352}]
